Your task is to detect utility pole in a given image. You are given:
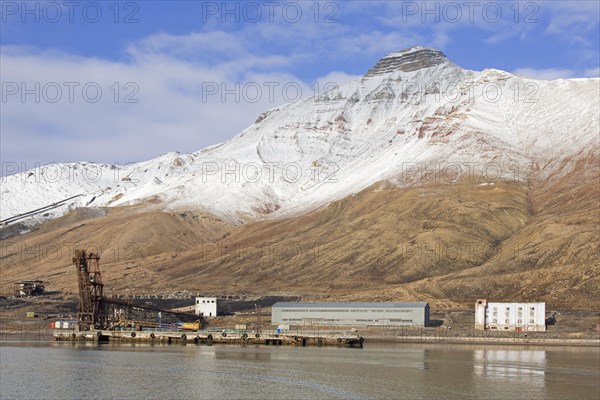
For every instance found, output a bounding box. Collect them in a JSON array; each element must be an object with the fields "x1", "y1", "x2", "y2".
[{"x1": 255, "y1": 304, "x2": 262, "y2": 334}]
